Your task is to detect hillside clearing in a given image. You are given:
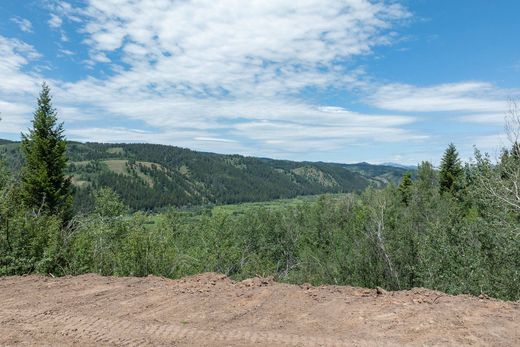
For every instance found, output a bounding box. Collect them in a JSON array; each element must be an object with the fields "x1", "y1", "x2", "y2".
[{"x1": 0, "y1": 274, "x2": 518, "y2": 346}]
